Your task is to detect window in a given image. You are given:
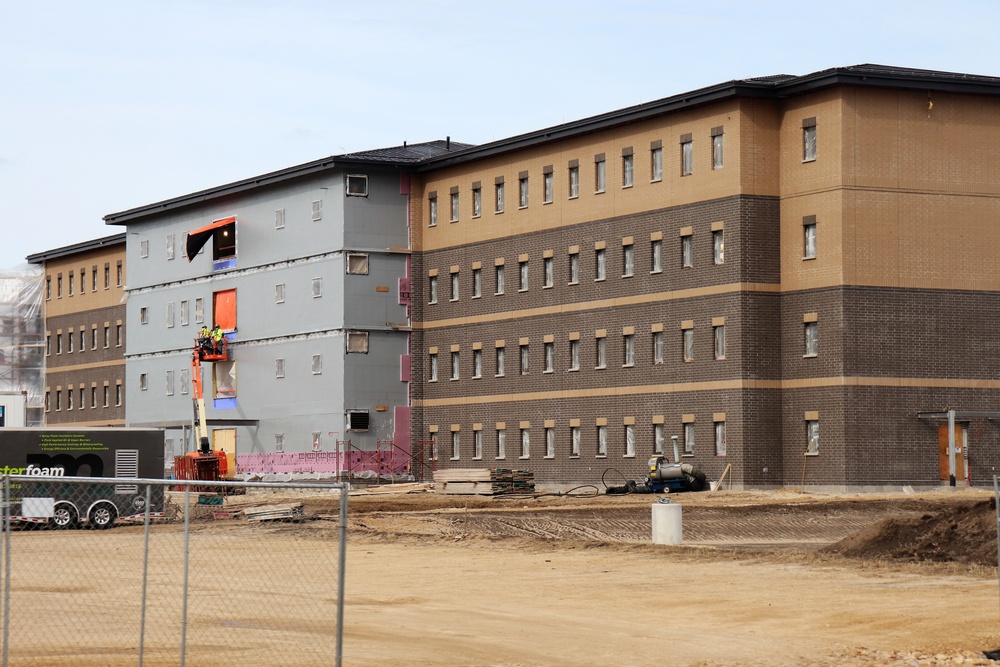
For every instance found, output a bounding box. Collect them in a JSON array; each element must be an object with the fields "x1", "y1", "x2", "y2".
[
  {"x1": 623, "y1": 334, "x2": 635, "y2": 367},
  {"x1": 140, "y1": 307, "x2": 148, "y2": 325},
  {"x1": 543, "y1": 169, "x2": 554, "y2": 203},
  {"x1": 595, "y1": 248, "x2": 606, "y2": 281},
  {"x1": 715, "y1": 420, "x2": 727, "y2": 456},
  {"x1": 681, "y1": 135, "x2": 693, "y2": 176},
  {"x1": 347, "y1": 410, "x2": 370, "y2": 431},
  {"x1": 495, "y1": 265, "x2": 505, "y2": 294},
  {"x1": 166, "y1": 234, "x2": 175, "y2": 260},
  {"x1": 569, "y1": 339, "x2": 580, "y2": 371},
  {"x1": 116, "y1": 324, "x2": 123, "y2": 347},
  {"x1": 92, "y1": 267, "x2": 98, "y2": 292},
  {"x1": 140, "y1": 240, "x2": 149, "y2": 258},
  {"x1": 712, "y1": 127, "x2": 724, "y2": 169},
  {"x1": 495, "y1": 181, "x2": 505, "y2": 213},
  {"x1": 654, "y1": 423, "x2": 665, "y2": 455},
  {"x1": 450, "y1": 272, "x2": 459, "y2": 301},
  {"x1": 115, "y1": 383, "x2": 122, "y2": 406},
  {"x1": 803, "y1": 118, "x2": 817, "y2": 162},
  {"x1": 684, "y1": 423, "x2": 695, "y2": 454},
  {"x1": 275, "y1": 358, "x2": 285, "y2": 379},
  {"x1": 807, "y1": 419, "x2": 820, "y2": 454},
  {"x1": 714, "y1": 324, "x2": 726, "y2": 360},
  {"x1": 653, "y1": 331, "x2": 664, "y2": 364},
  {"x1": 543, "y1": 257, "x2": 554, "y2": 288},
  {"x1": 519, "y1": 344, "x2": 529, "y2": 375},
  {"x1": 275, "y1": 284, "x2": 285, "y2": 304},
  {"x1": 805, "y1": 321, "x2": 819, "y2": 357},
  {"x1": 496, "y1": 428, "x2": 506, "y2": 459},
  {"x1": 518, "y1": 261, "x2": 528, "y2": 292},
  {"x1": 651, "y1": 239, "x2": 662, "y2": 273},
  {"x1": 520, "y1": 428, "x2": 530, "y2": 458},
  {"x1": 275, "y1": 208, "x2": 285, "y2": 229},
  {"x1": 195, "y1": 298, "x2": 204, "y2": 324},
  {"x1": 682, "y1": 234, "x2": 693, "y2": 268},
  {"x1": 103, "y1": 326, "x2": 109, "y2": 348},
  {"x1": 346, "y1": 174, "x2": 368, "y2": 197},
  {"x1": 473, "y1": 429, "x2": 483, "y2": 459},
  {"x1": 804, "y1": 217, "x2": 817, "y2": 259},
  {"x1": 45, "y1": 391, "x2": 50, "y2": 412},
  {"x1": 55, "y1": 390, "x2": 61, "y2": 411},
  {"x1": 346, "y1": 331, "x2": 369, "y2": 353},
  {"x1": 275, "y1": 434, "x2": 284, "y2": 452},
  {"x1": 450, "y1": 351, "x2": 460, "y2": 380},
  {"x1": 568, "y1": 164, "x2": 580, "y2": 198},
  {"x1": 116, "y1": 261, "x2": 123, "y2": 286},
  {"x1": 428, "y1": 275, "x2": 438, "y2": 304},
  {"x1": 472, "y1": 268, "x2": 482, "y2": 298},
  {"x1": 518, "y1": 174, "x2": 529, "y2": 208},
  {"x1": 57, "y1": 274, "x2": 62, "y2": 298},
  {"x1": 568, "y1": 252, "x2": 580, "y2": 284},
  {"x1": 622, "y1": 244, "x2": 634, "y2": 277},
  {"x1": 597, "y1": 425, "x2": 607, "y2": 456},
  {"x1": 495, "y1": 346, "x2": 505, "y2": 376},
  {"x1": 103, "y1": 386, "x2": 110, "y2": 408},
  {"x1": 651, "y1": 143, "x2": 663, "y2": 181},
  {"x1": 595, "y1": 155, "x2": 606, "y2": 192},
  {"x1": 91, "y1": 386, "x2": 97, "y2": 408},
  {"x1": 45, "y1": 334, "x2": 50, "y2": 356},
  {"x1": 67, "y1": 331, "x2": 73, "y2": 353},
  {"x1": 166, "y1": 370, "x2": 175, "y2": 396},
  {"x1": 570, "y1": 426, "x2": 581, "y2": 456},
  {"x1": 312, "y1": 277, "x2": 323, "y2": 298},
  {"x1": 180, "y1": 300, "x2": 189, "y2": 326},
  {"x1": 472, "y1": 348, "x2": 482, "y2": 378},
  {"x1": 472, "y1": 186, "x2": 482, "y2": 217},
  {"x1": 56, "y1": 333, "x2": 62, "y2": 355},
  {"x1": 139, "y1": 373, "x2": 148, "y2": 391},
  {"x1": 622, "y1": 151, "x2": 634, "y2": 187},
  {"x1": 450, "y1": 192, "x2": 459, "y2": 222},
  {"x1": 545, "y1": 428, "x2": 555, "y2": 458},
  {"x1": 595, "y1": 336, "x2": 607, "y2": 369},
  {"x1": 104, "y1": 264, "x2": 110, "y2": 289},
  {"x1": 312, "y1": 200, "x2": 323, "y2": 221},
  {"x1": 624, "y1": 424, "x2": 636, "y2": 457},
  {"x1": 683, "y1": 328, "x2": 694, "y2": 362},
  {"x1": 67, "y1": 389, "x2": 73, "y2": 411},
  {"x1": 347, "y1": 253, "x2": 369, "y2": 274},
  {"x1": 166, "y1": 302, "x2": 175, "y2": 328},
  {"x1": 429, "y1": 194, "x2": 438, "y2": 227},
  {"x1": 68, "y1": 272, "x2": 74, "y2": 296},
  {"x1": 544, "y1": 341, "x2": 554, "y2": 373},
  {"x1": 451, "y1": 431, "x2": 460, "y2": 460},
  {"x1": 91, "y1": 328, "x2": 97, "y2": 350},
  {"x1": 180, "y1": 369, "x2": 189, "y2": 395},
  {"x1": 78, "y1": 330, "x2": 84, "y2": 352},
  {"x1": 79, "y1": 269, "x2": 85, "y2": 294},
  {"x1": 713, "y1": 230, "x2": 724, "y2": 265},
  {"x1": 428, "y1": 353, "x2": 438, "y2": 382}
]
